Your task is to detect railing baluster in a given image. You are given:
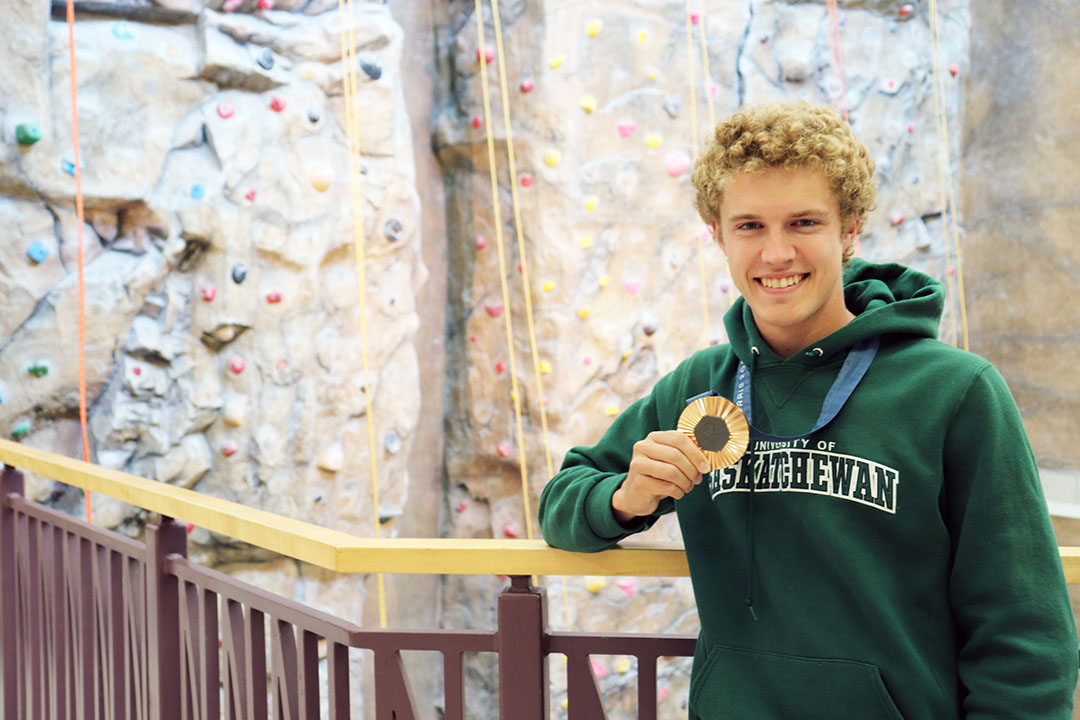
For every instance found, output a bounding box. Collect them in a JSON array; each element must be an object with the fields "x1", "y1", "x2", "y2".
[
  {"x1": 106, "y1": 547, "x2": 129, "y2": 720},
  {"x1": 297, "y1": 630, "x2": 319, "y2": 720},
  {"x1": 328, "y1": 643, "x2": 350, "y2": 720},
  {"x1": 0, "y1": 465, "x2": 23, "y2": 720},
  {"x1": 442, "y1": 650, "x2": 465, "y2": 720},
  {"x1": 566, "y1": 652, "x2": 606, "y2": 720},
  {"x1": 373, "y1": 648, "x2": 419, "y2": 720},
  {"x1": 636, "y1": 655, "x2": 658, "y2": 720},
  {"x1": 222, "y1": 597, "x2": 250, "y2": 720},
  {"x1": 497, "y1": 576, "x2": 548, "y2": 720},
  {"x1": 26, "y1": 515, "x2": 44, "y2": 720},
  {"x1": 200, "y1": 586, "x2": 220, "y2": 720},
  {"x1": 147, "y1": 518, "x2": 187, "y2": 720},
  {"x1": 271, "y1": 619, "x2": 300, "y2": 720},
  {"x1": 180, "y1": 580, "x2": 199, "y2": 720}
]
